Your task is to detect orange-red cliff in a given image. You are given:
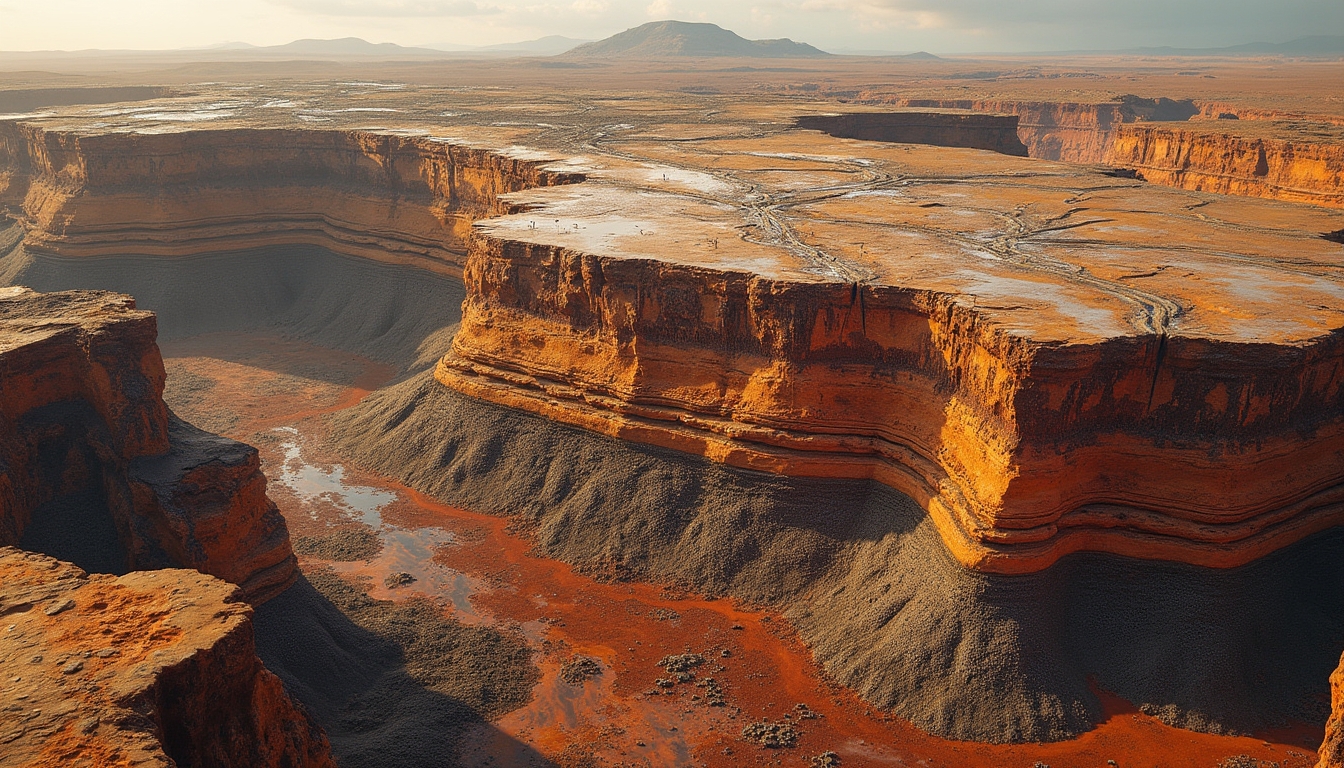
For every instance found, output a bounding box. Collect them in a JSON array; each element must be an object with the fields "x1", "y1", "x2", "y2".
[
  {"x1": 851, "y1": 95, "x2": 1344, "y2": 208},
  {"x1": 0, "y1": 125, "x2": 582, "y2": 275},
  {"x1": 0, "y1": 287, "x2": 296, "y2": 600},
  {"x1": 0, "y1": 547, "x2": 334, "y2": 768}
]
